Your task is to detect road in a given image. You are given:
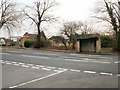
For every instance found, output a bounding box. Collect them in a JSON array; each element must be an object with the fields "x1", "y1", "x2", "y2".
[{"x1": 1, "y1": 48, "x2": 120, "y2": 88}]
